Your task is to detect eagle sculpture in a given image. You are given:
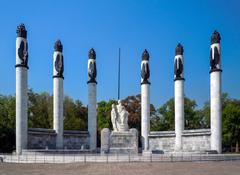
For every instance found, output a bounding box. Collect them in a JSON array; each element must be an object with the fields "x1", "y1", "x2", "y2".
[
  {"x1": 88, "y1": 61, "x2": 97, "y2": 81},
  {"x1": 141, "y1": 62, "x2": 150, "y2": 84},
  {"x1": 55, "y1": 54, "x2": 64, "y2": 77},
  {"x1": 88, "y1": 48, "x2": 97, "y2": 83},
  {"x1": 174, "y1": 57, "x2": 183, "y2": 78},
  {"x1": 210, "y1": 47, "x2": 220, "y2": 70},
  {"x1": 18, "y1": 41, "x2": 28, "y2": 67}
]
